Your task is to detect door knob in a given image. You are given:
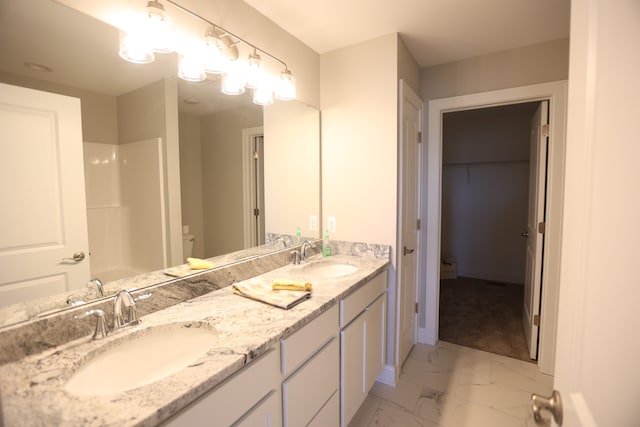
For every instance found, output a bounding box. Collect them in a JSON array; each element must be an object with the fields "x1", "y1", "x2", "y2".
[
  {"x1": 403, "y1": 246, "x2": 414, "y2": 255},
  {"x1": 521, "y1": 232, "x2": 529, "y2": 238},
  {"x1": 531, "y1": 390, "x2": 563, "y2": 425},
  {"x1": 62, "y1": 251, "x2": 86, "y2": 262}
]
